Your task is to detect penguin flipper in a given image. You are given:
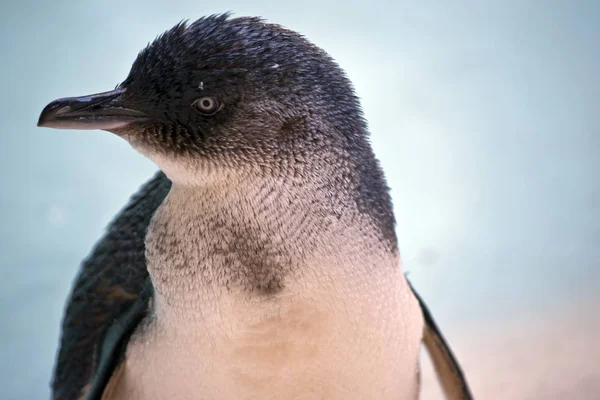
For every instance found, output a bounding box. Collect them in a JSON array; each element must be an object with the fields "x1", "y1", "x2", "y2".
[
  {"x1": 51, "y1": 172, "x2": 171, "y2": 400},
  {"x1": 408, "y1": 281, "x2": 473, "y2": 400},
  {"x1": 86, "y1": 279, "x2": 153, "y2": 400}
]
